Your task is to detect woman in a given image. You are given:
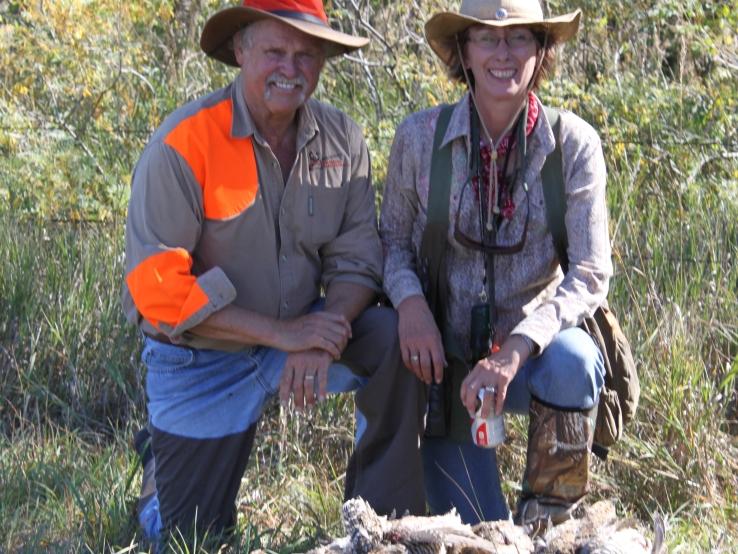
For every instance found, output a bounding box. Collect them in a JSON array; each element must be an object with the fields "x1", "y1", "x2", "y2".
[{"x1": 379, "y1": 0, "x2": 612, "y2": 527}]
